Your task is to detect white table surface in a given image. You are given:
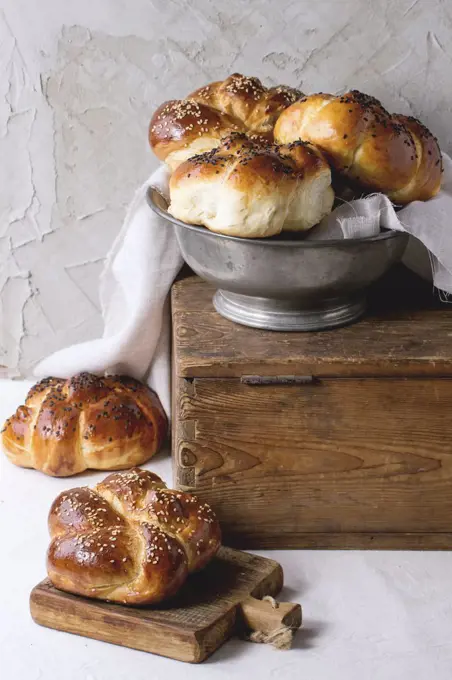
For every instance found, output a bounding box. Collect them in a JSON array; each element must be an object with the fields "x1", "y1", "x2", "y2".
[{"x1": 1, "y1": 379, "x2": 452, "y2": 679}]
